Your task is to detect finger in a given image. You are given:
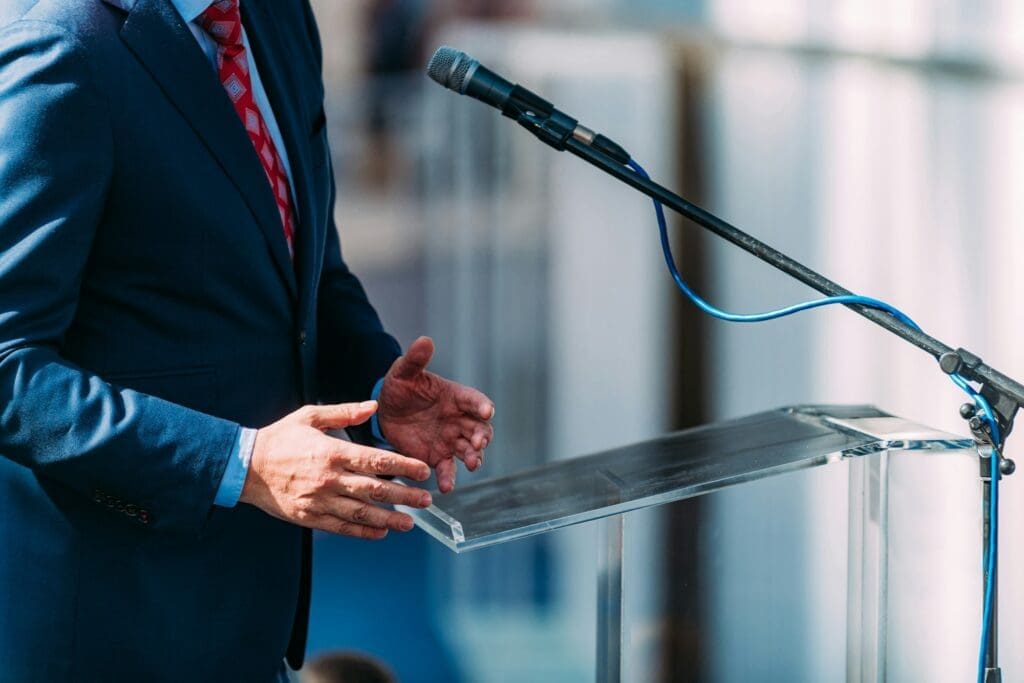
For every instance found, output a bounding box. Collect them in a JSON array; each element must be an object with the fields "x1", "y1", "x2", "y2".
[
  {"x1": 453, "y1": 384, "x2": 495, "y2": 421},
  {"x1": 453, "y1": 436, "x2": 472, "y2": 457},
  {"x1": 441, "y1": 418, "x2": 491, "y2": 448},
  {"x1": 327, "y1": 497, "x2": 416, "y2": 532},
  {"x1": 473, "y1": 424, "x2": 492, "y2": 450},
  {"x1": 436, "y1": 457, "x2": 456, "y2": 493},
  {"x1": 446, "y1": 435, "x2": 484, "y2": 471},
  {"x1": 304, "y1": 401, "x2": 377, "y2": 430},
  {"x1": 337, "y1": 474, "x2": 432, "y2": 508},
  {"x1": 459, "y1": 417, "x2": 493, "y2": 450},
  {"x1": 450, "y1": 419, "x2": 492, "y2": 456},
  {"x1": 390, "y1": 336, "x2": 435, "y2": 381},
  {"x1": 338, "y1": 445, "x2": 431, "y2": 481},
  {"x1": 311, "y1": 515, "x2": 389, "y2": 540}
]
